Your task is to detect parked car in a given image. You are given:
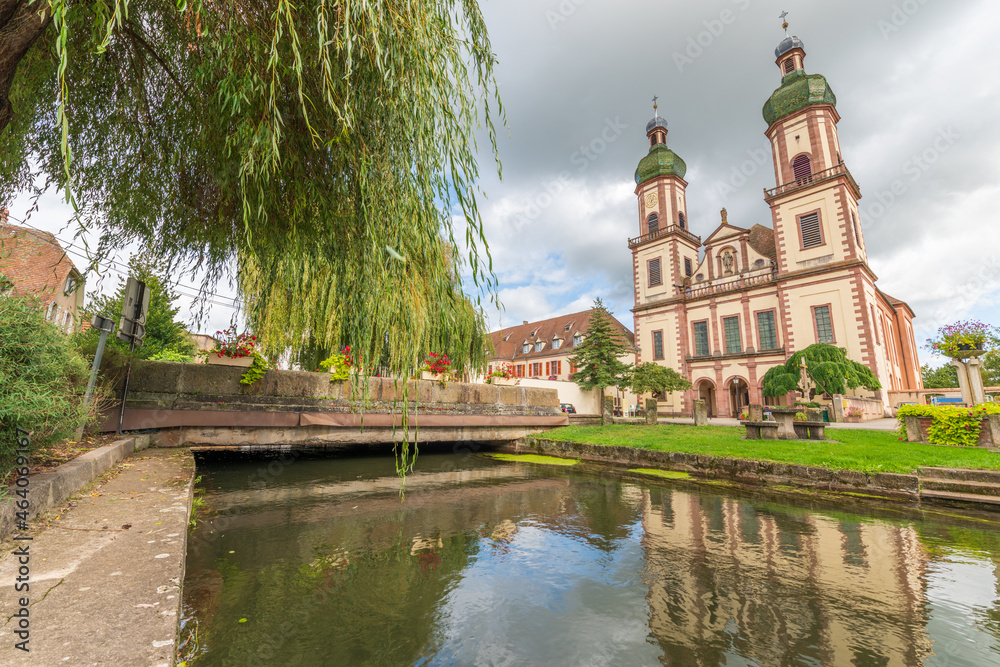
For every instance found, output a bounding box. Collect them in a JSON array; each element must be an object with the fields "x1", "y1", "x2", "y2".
[{"x1": 560, "y1": 403, "x2": 577, "y2": 414}]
